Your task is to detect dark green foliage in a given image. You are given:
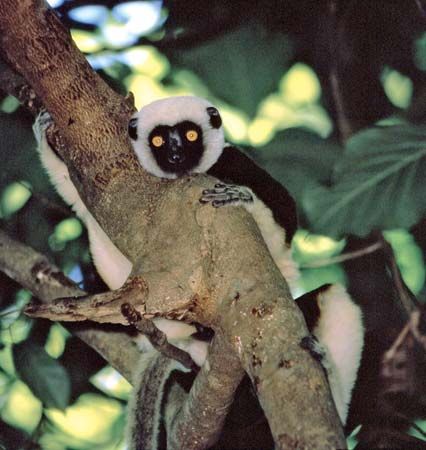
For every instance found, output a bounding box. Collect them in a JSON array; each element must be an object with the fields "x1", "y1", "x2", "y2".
[
  {"x1": 304, "y1": 124, "x2": 426, "y2": 237},
  {"x1": 166, "y1": 25, "x2": 293, "y2": 117},
  {"x1": 250, "y1": 128, "x2": 340, "y2": 222},
  {"x1": 13, "y1": 341, "x2": 71, "y2": 410}
]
